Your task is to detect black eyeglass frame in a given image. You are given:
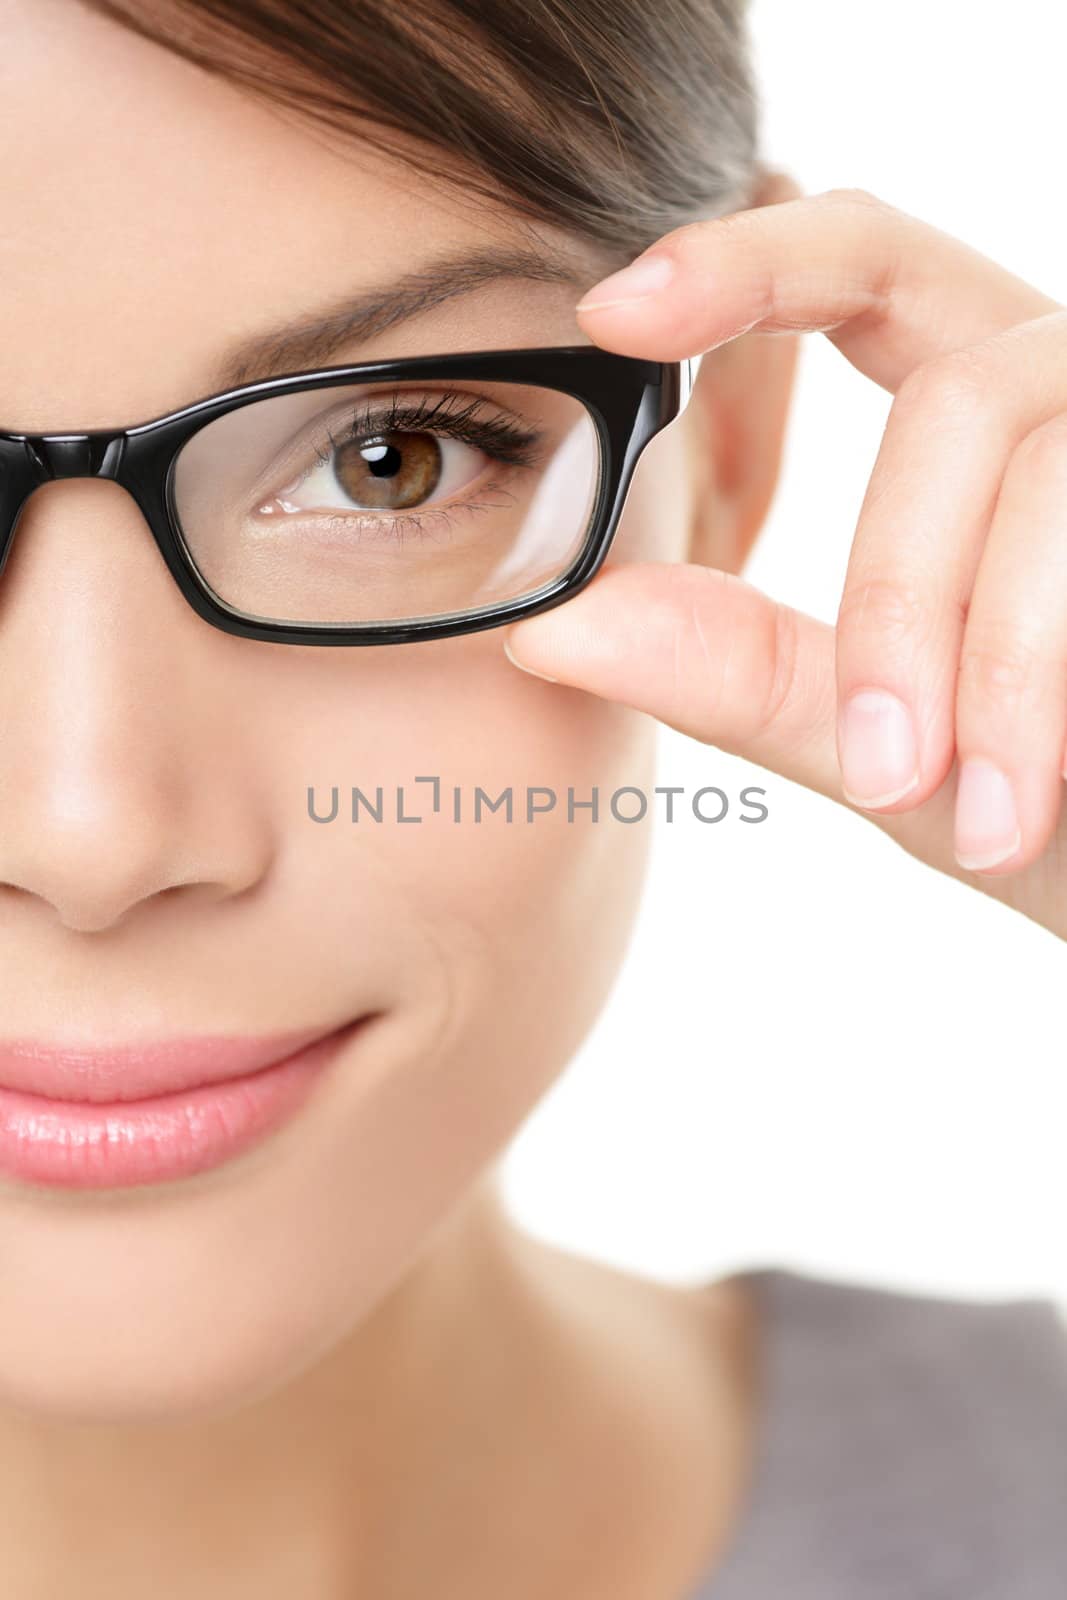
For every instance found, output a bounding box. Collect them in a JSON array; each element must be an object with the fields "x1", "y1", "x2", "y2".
[{"x1": 0, "y1": 344, "x2": 699, "y2": 646}]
